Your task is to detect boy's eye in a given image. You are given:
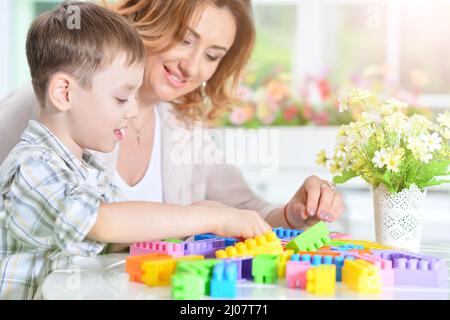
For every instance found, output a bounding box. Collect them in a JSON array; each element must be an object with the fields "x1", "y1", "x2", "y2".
[{"x1": 116, "y1": 98, "x2": 128, "y2": 104}]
